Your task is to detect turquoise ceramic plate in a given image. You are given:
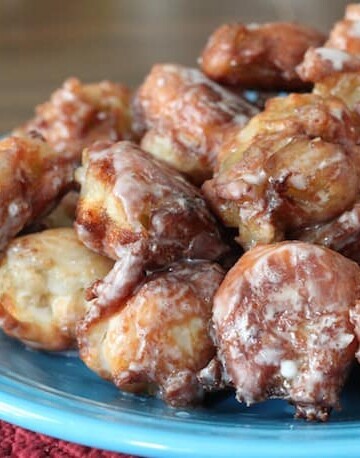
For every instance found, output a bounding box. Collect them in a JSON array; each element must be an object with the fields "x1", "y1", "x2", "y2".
[{"x1": 1, "y1": 331, "x2": 360, "y2": 457}]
